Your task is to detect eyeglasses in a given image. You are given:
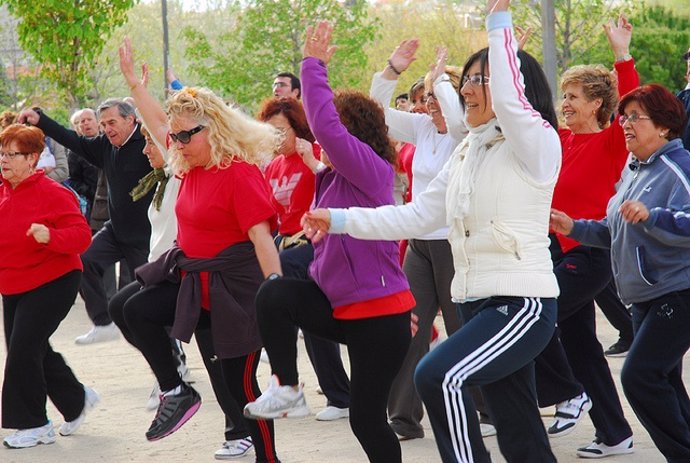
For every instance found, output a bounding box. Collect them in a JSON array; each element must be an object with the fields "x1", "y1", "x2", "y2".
[
  {"x1": 462, "y1": 74, "x2": 490, "y2": 87},
  {"x1": 0, "y1": 151, "x2": 30, "y2": 159},
  {"x1": 275, "y1": 126, "x2": 293, "y2": 136},
  {"x1": 618, "y1": 113, "x2": 651, "y2": 126},
  {"x1": 272, "y1": 82, "x2": 290, "y2": 88},
  {"x1": 170, "y1": 125, "x2": 205, "y2": 144},
  {"x1": 424, "y1": 92, "x2": 436, "y2": 101}
]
